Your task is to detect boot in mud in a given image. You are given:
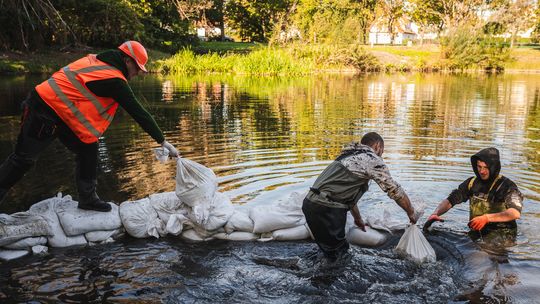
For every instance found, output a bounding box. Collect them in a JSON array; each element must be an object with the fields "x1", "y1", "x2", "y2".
[{"x1": 77, "y1": 179, "x2": 111, "y2": 212}]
